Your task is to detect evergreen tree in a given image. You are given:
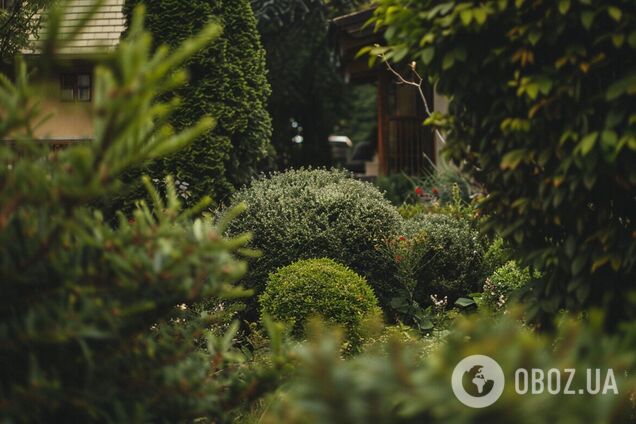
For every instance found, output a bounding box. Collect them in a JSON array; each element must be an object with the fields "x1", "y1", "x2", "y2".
[
  {"x1": 124, "y1": 0, "x2": 273, "y2": 205},
  {"x1": 0, "y1": 5, "x2": 280, "y2": 421}
]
